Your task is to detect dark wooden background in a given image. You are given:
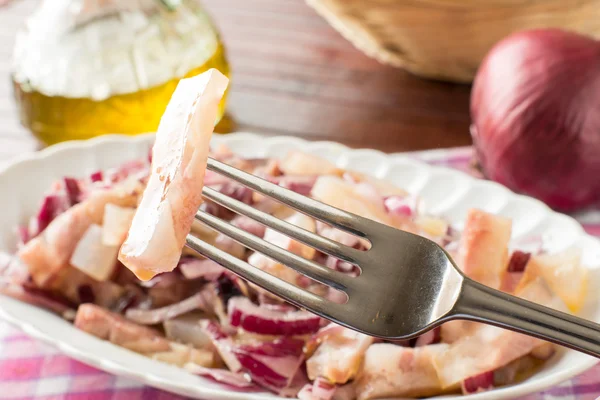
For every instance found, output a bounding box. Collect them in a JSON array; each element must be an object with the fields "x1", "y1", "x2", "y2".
[{"x1": 0, "y1": 0, "x2": 473, "y2": 164}]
